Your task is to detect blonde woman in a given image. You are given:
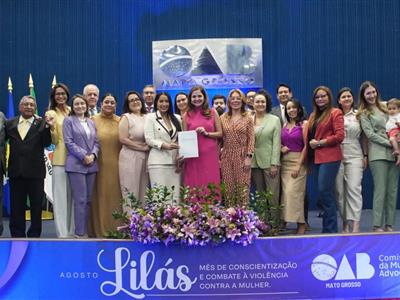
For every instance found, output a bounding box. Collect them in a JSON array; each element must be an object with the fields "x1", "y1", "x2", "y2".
[
  {"x1": 358, "y1": 81, "x2": 399, "y2": 232},
  {"x1": 220, "y1": 89, "x2": 254, "y2": 207}
]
